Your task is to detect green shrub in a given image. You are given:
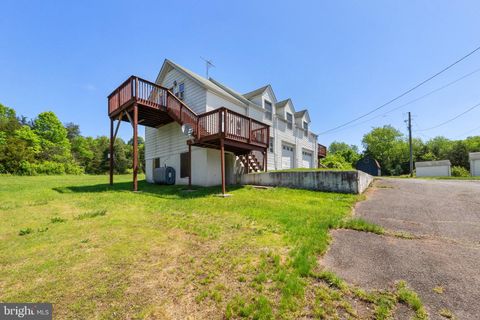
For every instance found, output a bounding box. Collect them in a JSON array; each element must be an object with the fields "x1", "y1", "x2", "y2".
[
  {"x1": 451, "y1": 166, "x2": 470, "y2": 177},
  {"x1": 17, "y1": 161, "x2": 83, "y2": 175},
  {"x1": 50, "y1": 217, "x2": 66, "y2": 223},
  {"x1": 320, "y1": 154, "x2": 353, "y2": 170},
  {"x1": 19, "y1": 228, "x2": 33, "y2": 236},
  {"x1": 75, "y1": 209, "x2": 107, "y2": 220}
]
